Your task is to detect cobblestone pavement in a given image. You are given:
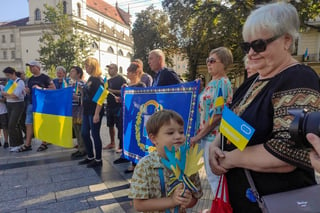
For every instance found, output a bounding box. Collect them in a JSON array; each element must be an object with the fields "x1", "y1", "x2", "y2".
[{"x1": 0, "y1": 117, "x2": 213, "y2": 213}]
